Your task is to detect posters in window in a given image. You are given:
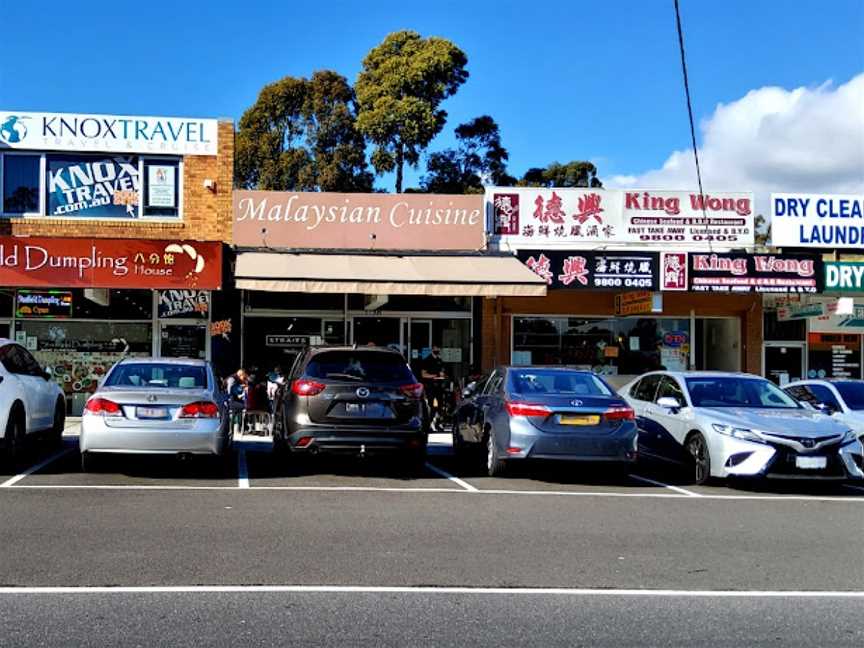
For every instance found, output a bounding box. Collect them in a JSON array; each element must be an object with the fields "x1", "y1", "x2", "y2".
[
  {"x1": 158, "y1": 289, "x2": 209, "y2": 318},
  {"x1": 47, "y1": 154, "x2": 139, "y2": 218},
  {"x1": 518, "y1": 250, "x2": 659, "y2": 290},
  {"x1": 147, "y1": 164, "x2": 176, "y2": 208}
]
